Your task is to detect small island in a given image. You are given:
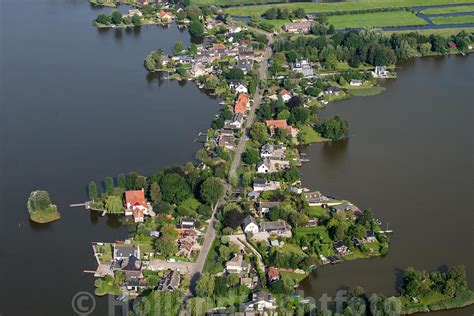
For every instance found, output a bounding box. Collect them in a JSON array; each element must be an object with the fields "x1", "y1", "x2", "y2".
[{"x1": 27, "y1": 190, "x2": 60, "y2": 223}]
